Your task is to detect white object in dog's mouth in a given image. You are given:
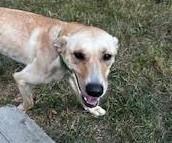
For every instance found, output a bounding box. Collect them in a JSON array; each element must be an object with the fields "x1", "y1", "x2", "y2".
[{"x1": 82, "y1": 95, "x2": 99, "y2": 108}]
